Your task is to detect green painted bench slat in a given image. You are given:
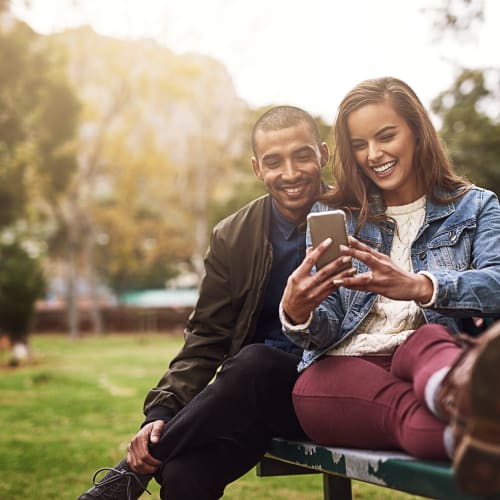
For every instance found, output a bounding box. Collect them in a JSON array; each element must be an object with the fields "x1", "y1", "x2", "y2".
[{"x1": 257, "y1": 438, "x2": 499, "y2": 499}]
